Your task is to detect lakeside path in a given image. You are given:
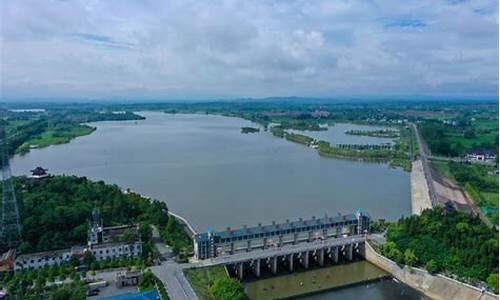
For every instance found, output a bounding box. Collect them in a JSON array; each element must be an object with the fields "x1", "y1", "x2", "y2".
[
  {"x1": 410, "y1": 160, "x2": 433, "y2": 215},
  {"x1": 410, "y1": 123, "x2": 438, "y2": 207}
]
